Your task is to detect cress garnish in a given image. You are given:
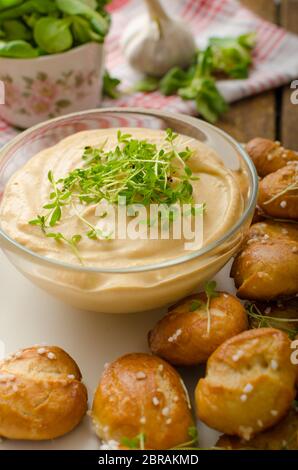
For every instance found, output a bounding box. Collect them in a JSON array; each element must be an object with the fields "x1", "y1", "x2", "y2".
[
  {"x1": 121, "y1": 432, "x2": 146, "y2": 450},
  {"x1": 29, "y1": 129, "x2": 203, "y2": 263},
  {"x1": 246, "y1": 302, "x2": 298, "y2": 340},
  {"x1": 188, "y1": 281, "x2": 219, "y2": 335},
  {"x1": 263, "y1": 179, "x2": 298, "y2": 206}
]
